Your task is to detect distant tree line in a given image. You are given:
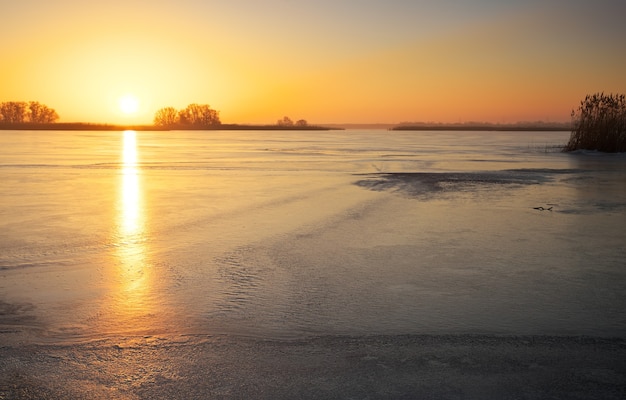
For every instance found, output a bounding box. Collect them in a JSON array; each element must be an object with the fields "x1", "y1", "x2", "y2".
[
  {"x1": 0, "y1": 101, "x2": 59, "y2": 124},
  {"x1": 277, "y1": 116, "x2": 308, "y2": 127},
  {"x1": 564, "y1": 92, "x2": 626, "y2": 152},
  {"x1": 154, "y1": 104, "x2": 221, "y2": 128}
]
